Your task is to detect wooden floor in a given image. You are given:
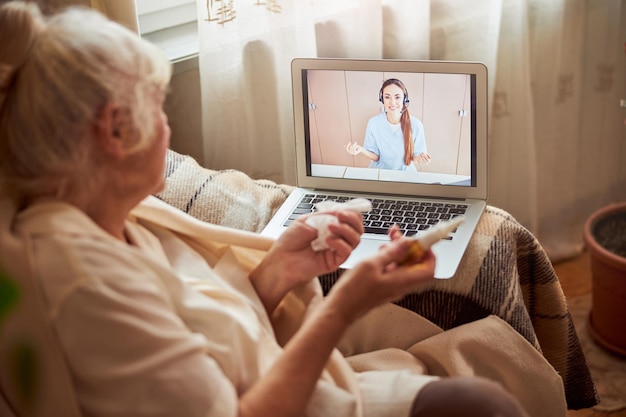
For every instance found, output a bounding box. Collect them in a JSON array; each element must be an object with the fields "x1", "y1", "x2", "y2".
[{"x1": 554, "y1": 251, "x2": 626, "y2": 417}]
